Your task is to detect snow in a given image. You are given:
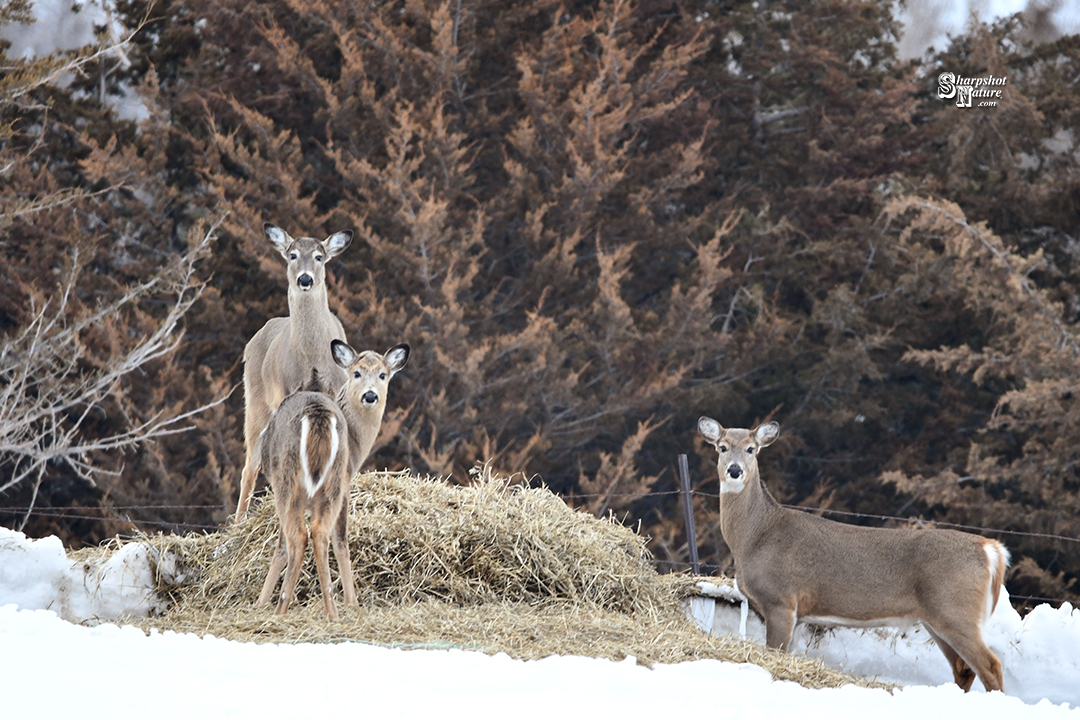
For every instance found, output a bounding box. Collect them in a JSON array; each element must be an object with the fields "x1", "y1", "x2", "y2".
[
  {"x1": 1, "y1": 604, "x2": 1077, "y2": 720},
  {"x1": 0, "y1": 0, "x2": 117, "y2": 57},
  {"x1": 694, "y1": 580, "x2": 1080, "y2": 708},
  {"x1": 1, "y1": 527, "x2": 1078, "y2": 718},
  {"x1": 0, "y1": 0, "x2": 150, "y2": 121},
  {"x1": 898, "y1": 0, "x2": 1080, "y2": 58},
  {"x1": 0, "y1": 527, "x2": 165, "y2": 621}
]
